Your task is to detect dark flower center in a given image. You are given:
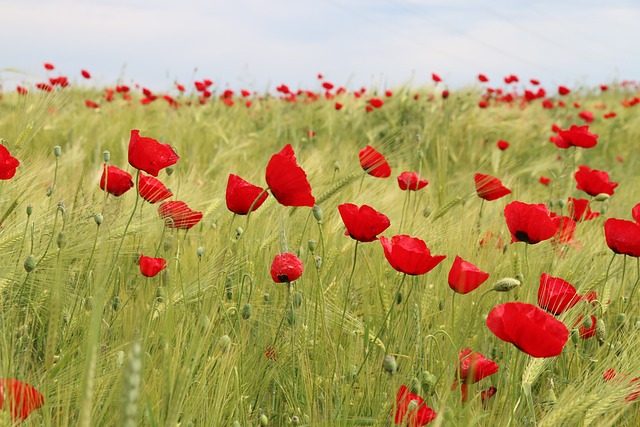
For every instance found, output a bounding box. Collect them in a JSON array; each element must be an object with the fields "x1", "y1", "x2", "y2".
[
  {"x1": 277, "y1": 274, "x2": 289, "y2": 282},
  {"x1": 515, "y1": 231, "x2": 533, "y2": 244}
]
